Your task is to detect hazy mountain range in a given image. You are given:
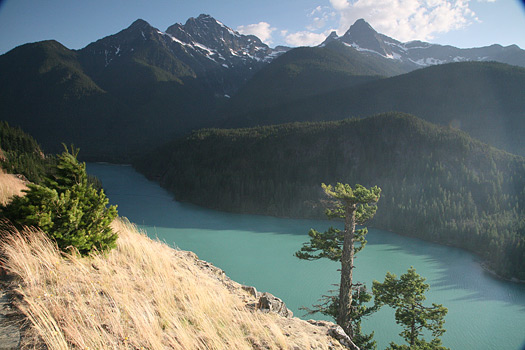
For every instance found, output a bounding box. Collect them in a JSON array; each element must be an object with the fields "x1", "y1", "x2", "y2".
[{"x1": 1, "y1": 14, "x2": 524, "y2": 159}]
